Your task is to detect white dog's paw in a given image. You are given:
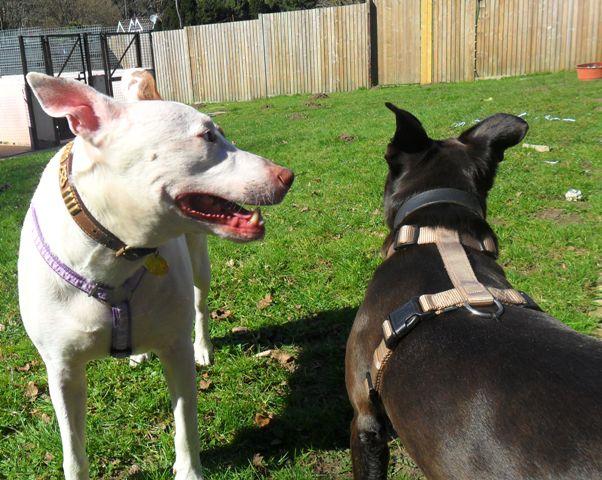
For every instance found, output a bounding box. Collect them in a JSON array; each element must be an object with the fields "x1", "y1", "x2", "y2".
[
  {"x1": 194, "y1": 340, "x2": 214, "y2": 367},
  {"x1": 129, "y1": 352, "x2": 151, "y2": 367}
]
